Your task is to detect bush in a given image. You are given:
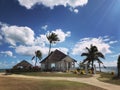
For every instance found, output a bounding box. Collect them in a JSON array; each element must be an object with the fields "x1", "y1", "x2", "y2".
[
  {"x1": 88, "y1": 69, "x2": 92, "y2": 74},
  {"x1": 74, "y1": 70, "x2": 79, "y2": 74},
  {"x1": 5, "y1": 66, "x2": 41, "y2": 74},
  {"x1": 80, "y1": 70, "x2": 86, "y2": 75},
  {"x1": 111, "y1": 71, "x2": 114, "y2": 75}
]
